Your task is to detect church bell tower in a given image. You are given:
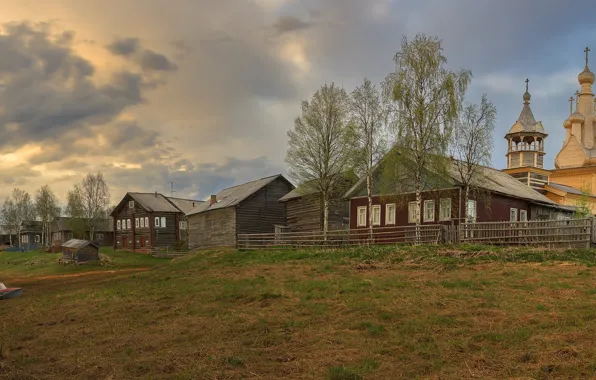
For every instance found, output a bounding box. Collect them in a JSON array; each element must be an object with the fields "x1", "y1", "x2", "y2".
[{"x1": 503, "y1": 79, "x2": 551, "y2": 192}]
